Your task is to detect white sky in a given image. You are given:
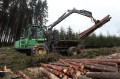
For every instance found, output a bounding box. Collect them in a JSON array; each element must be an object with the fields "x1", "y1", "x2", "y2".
[{"x1": 46, "y1": 0, "x2": 120, "y2": 36}]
